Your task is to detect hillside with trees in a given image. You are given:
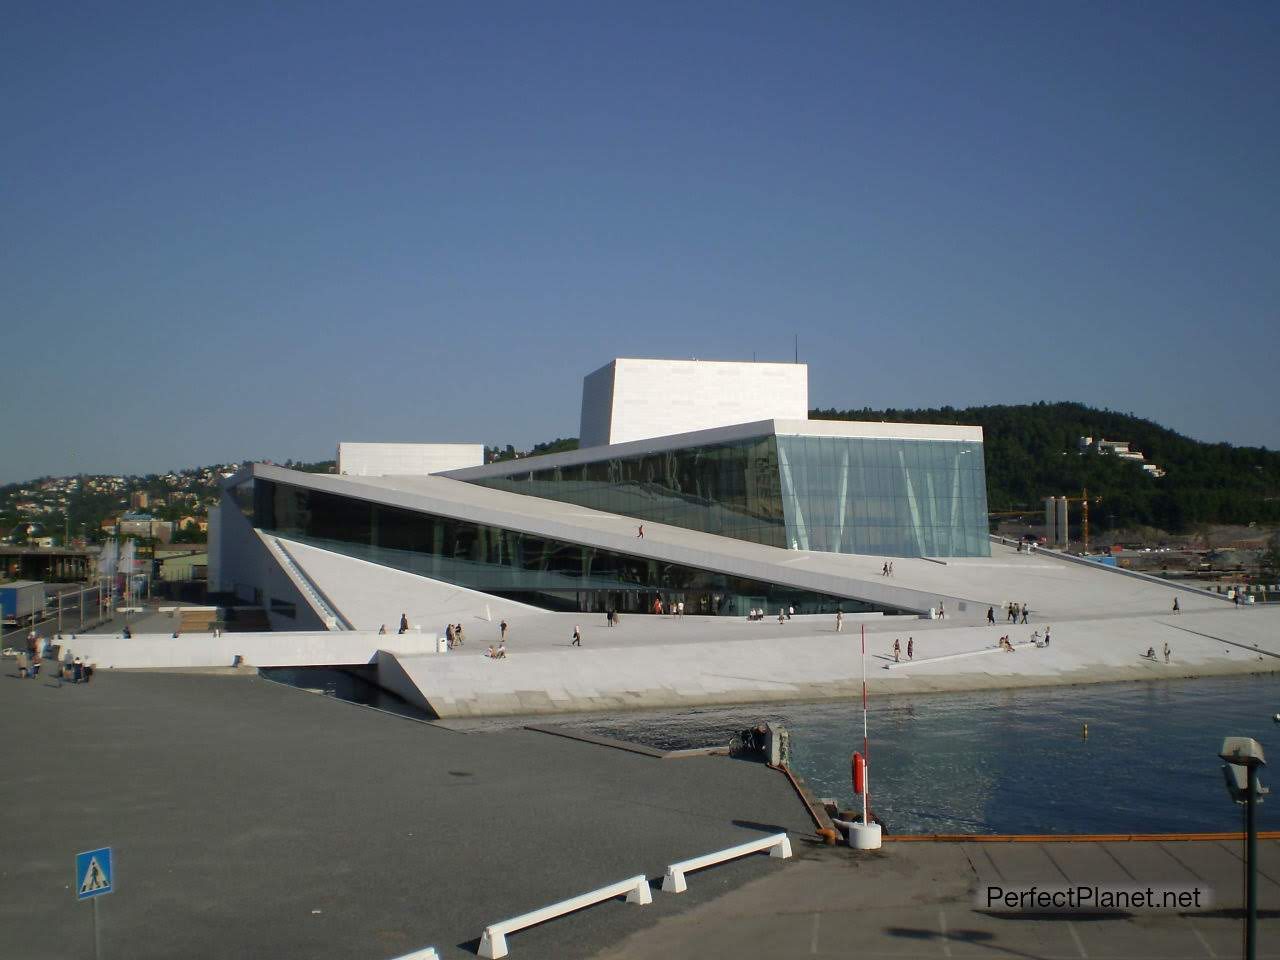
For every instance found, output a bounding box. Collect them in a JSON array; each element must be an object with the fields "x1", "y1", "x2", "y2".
[{"x1": 813, "y1": 402, "x2": 1280, "y2": 533}]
